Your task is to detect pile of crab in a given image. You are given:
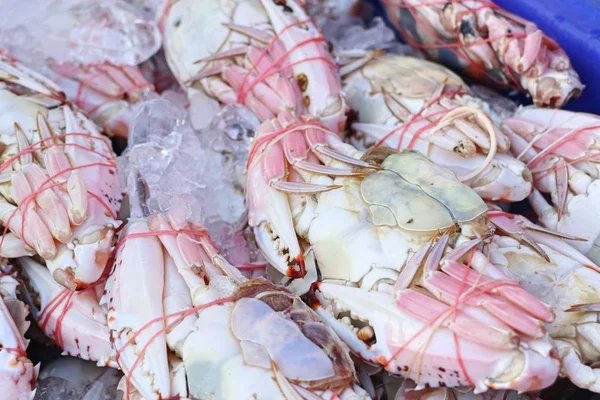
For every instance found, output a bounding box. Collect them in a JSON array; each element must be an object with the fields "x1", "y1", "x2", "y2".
[{"x1": 2, "y1": 0, "x2": 600, "y2": 399}]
